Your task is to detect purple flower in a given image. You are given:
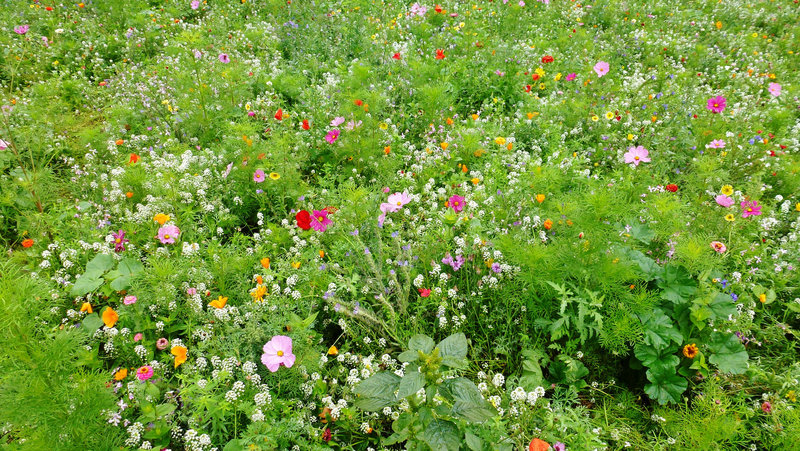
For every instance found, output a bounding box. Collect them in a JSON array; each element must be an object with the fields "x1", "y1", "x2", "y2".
[
  {"x1": 253, "y1": 169, "x2": 266, "y2": 183},
  {"x1": 261, "y1": 335, "x2": 296, "y2": 372},
  {"x1": 623, "y1": 146, "x2": 650, "y2": 166},
  {"x1": 310, "y1": 210, "x2": 332, "y2": 232},
  {"x1": 325, "y1": 129, "x2": 340, "y2": 144},
  {"x1": 157, "y1": 225, "x2": 180, "y2": 244},
  {"x1": 706, "y1": 96, "x2": 726, "y2": 113},
  {"x1": 741, "y1": 200, "x2": 762, "y2": 218},
  {"x1": 14, "y1": 25, "x2": 29, "y2": 35},
  {"x1": 112, "y1": 229, "x2": 129, "y2": 252},
  {"x1": 218, "y1": 53, "x2": 230, "y2": 64},
  {"x1": 448, "y1": 195, "x2": 465, "y2": 212}
]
